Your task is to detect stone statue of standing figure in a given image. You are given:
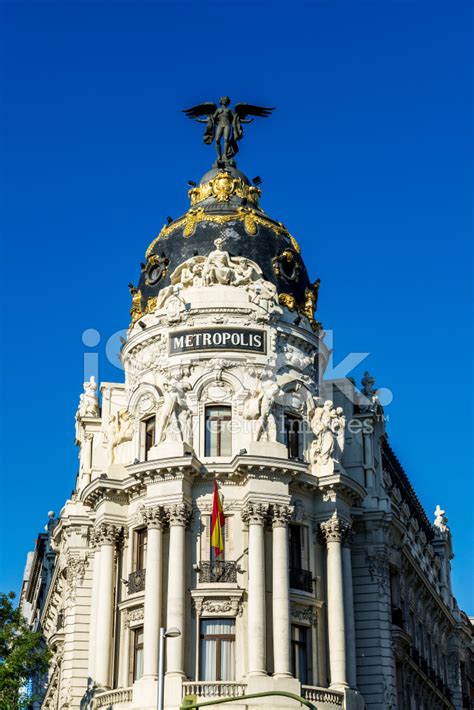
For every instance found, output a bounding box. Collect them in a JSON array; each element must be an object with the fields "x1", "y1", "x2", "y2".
[
  {"x1": 308, "y1": 398, "x2": 346, "y2": 474},
  {"x1": 78, "y1": 376, "x2": 99, "y2": 418}
]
